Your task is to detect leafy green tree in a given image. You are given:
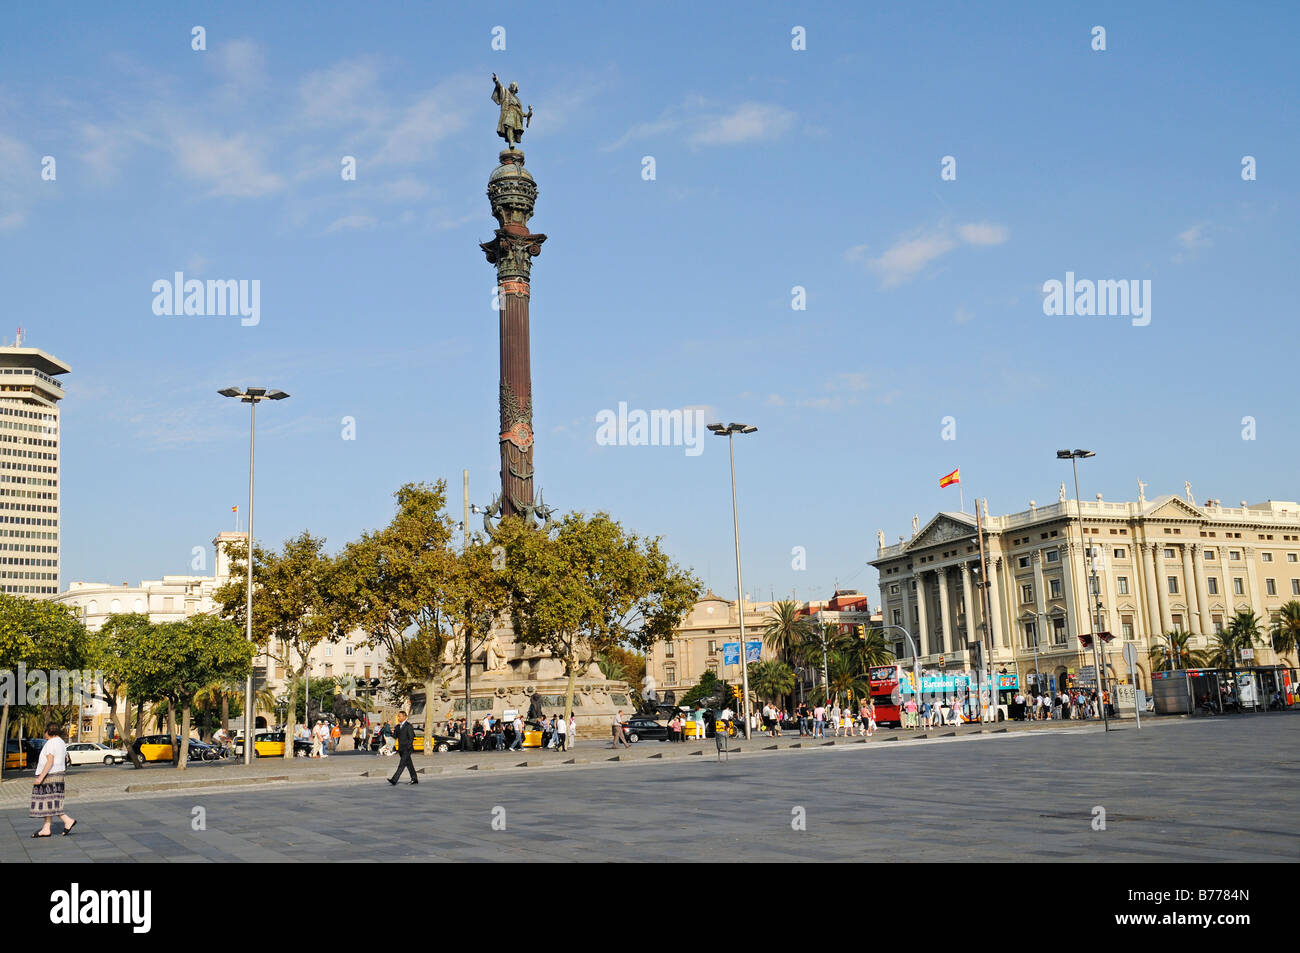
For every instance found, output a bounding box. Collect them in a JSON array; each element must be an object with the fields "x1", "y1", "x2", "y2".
[
  {"x1": 216, "y1": 531, "x2": 343, "y2": 759},
  {"x1": 1148, "y1": 630, "x2": 1206, "y2": 672},
  {"x1": 85, "y1": 613, "x2": 155, "y2": 766},
  {"x1": 498, "y1": 512, "x2": 701, "y2": 728},
  {"x1": 147, "y1": 615, "x2": 254, "y2": 771},
  {"x1": 1204, "y1": 631, "x2": 1239, "y2": 670},
  {"x1": 843, "y1": 626, "x2": 895, "y2": 676},
  {"x1": 0, "y1": 594, "x2": 88, "y2": 780},
  {"x1": 749, "y1": 659, "x2": 795, "y2": 703},
  {"x1": 1269, "y1": 601, "x2": 1300, "y2": 665},
  {"x1": 761, "y1": 601, "x2": 814, "y2": 666},
  {"x1": 1227, "y1": 610, "x2": 1264, "y2": 664},
  {"x1": 678, "y1": 670, "x2": 732, "y2": 709}
]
